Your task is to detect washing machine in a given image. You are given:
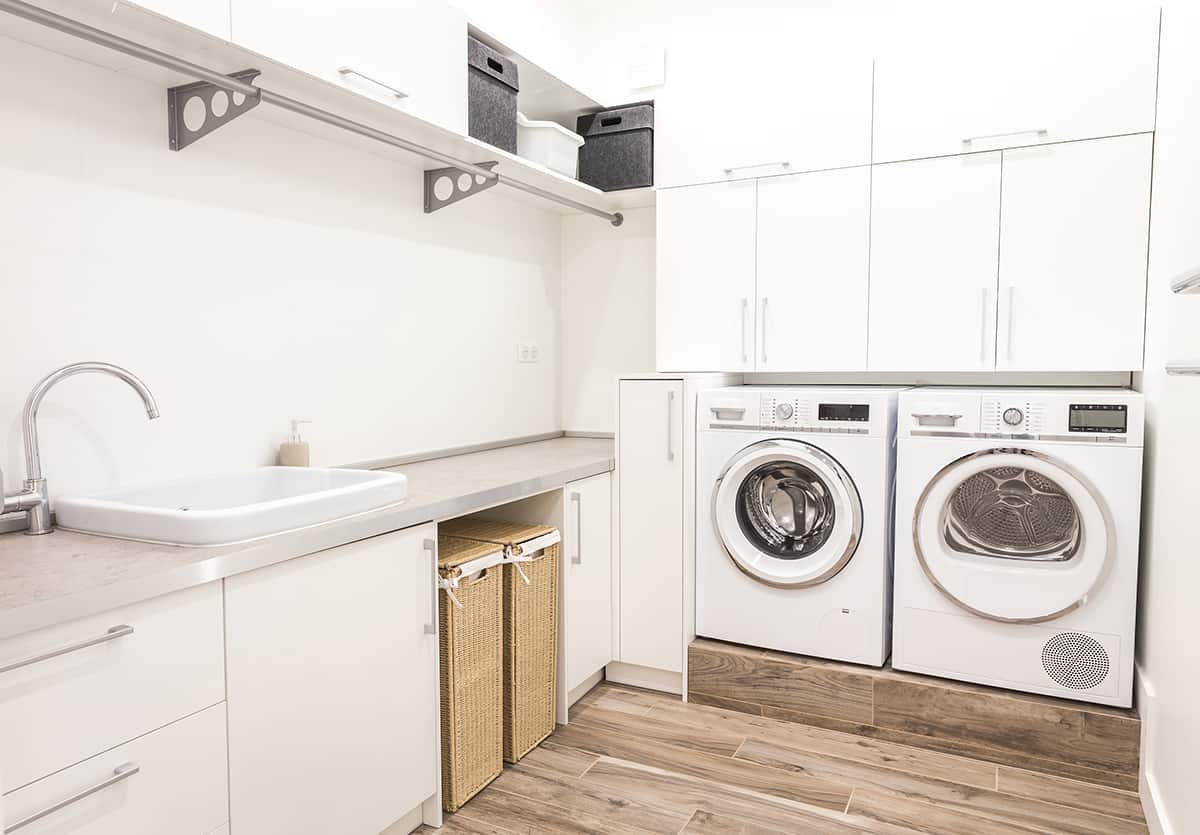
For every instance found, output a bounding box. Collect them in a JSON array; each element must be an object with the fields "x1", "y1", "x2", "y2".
[
  {"x1": 893, "y1": 387, "x2": 1144, "y2": 707},
  {"x1": 696, "y1": 386, "x2": 902, "y2": 666}
]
